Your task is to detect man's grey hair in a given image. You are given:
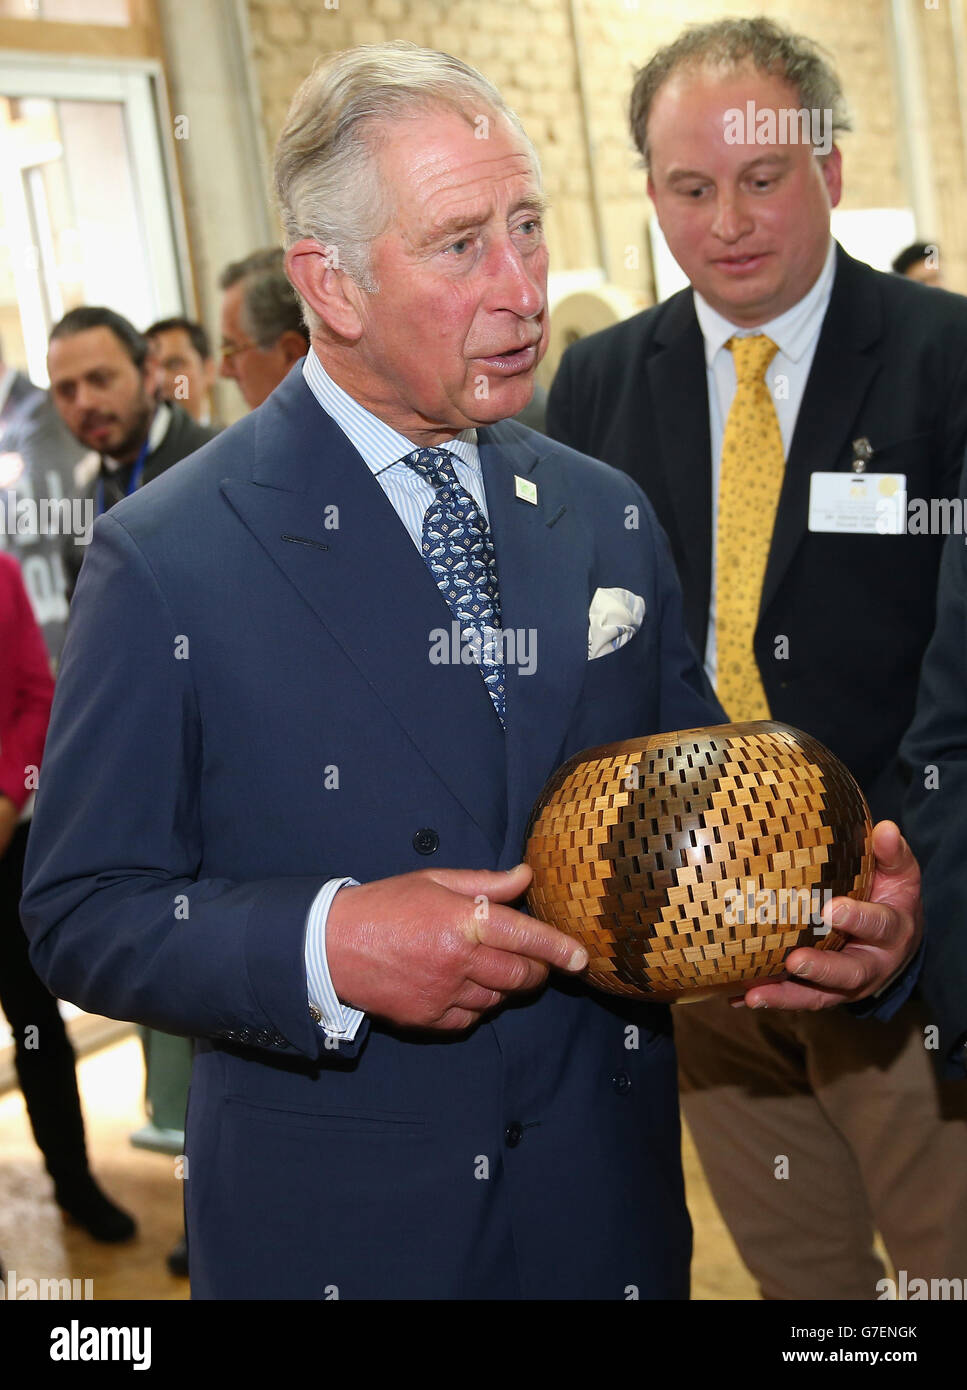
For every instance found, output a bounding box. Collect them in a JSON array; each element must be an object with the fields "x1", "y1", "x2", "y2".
[
  {"x1": 629, "y1": 16, "x2": 852, "y2": 169},
  {"x1": 218, "y1": 247, "x2": 309, "y2": 349},
  {"x1": 273, "y1": 41, "x2": 541, "y2": 330}
]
